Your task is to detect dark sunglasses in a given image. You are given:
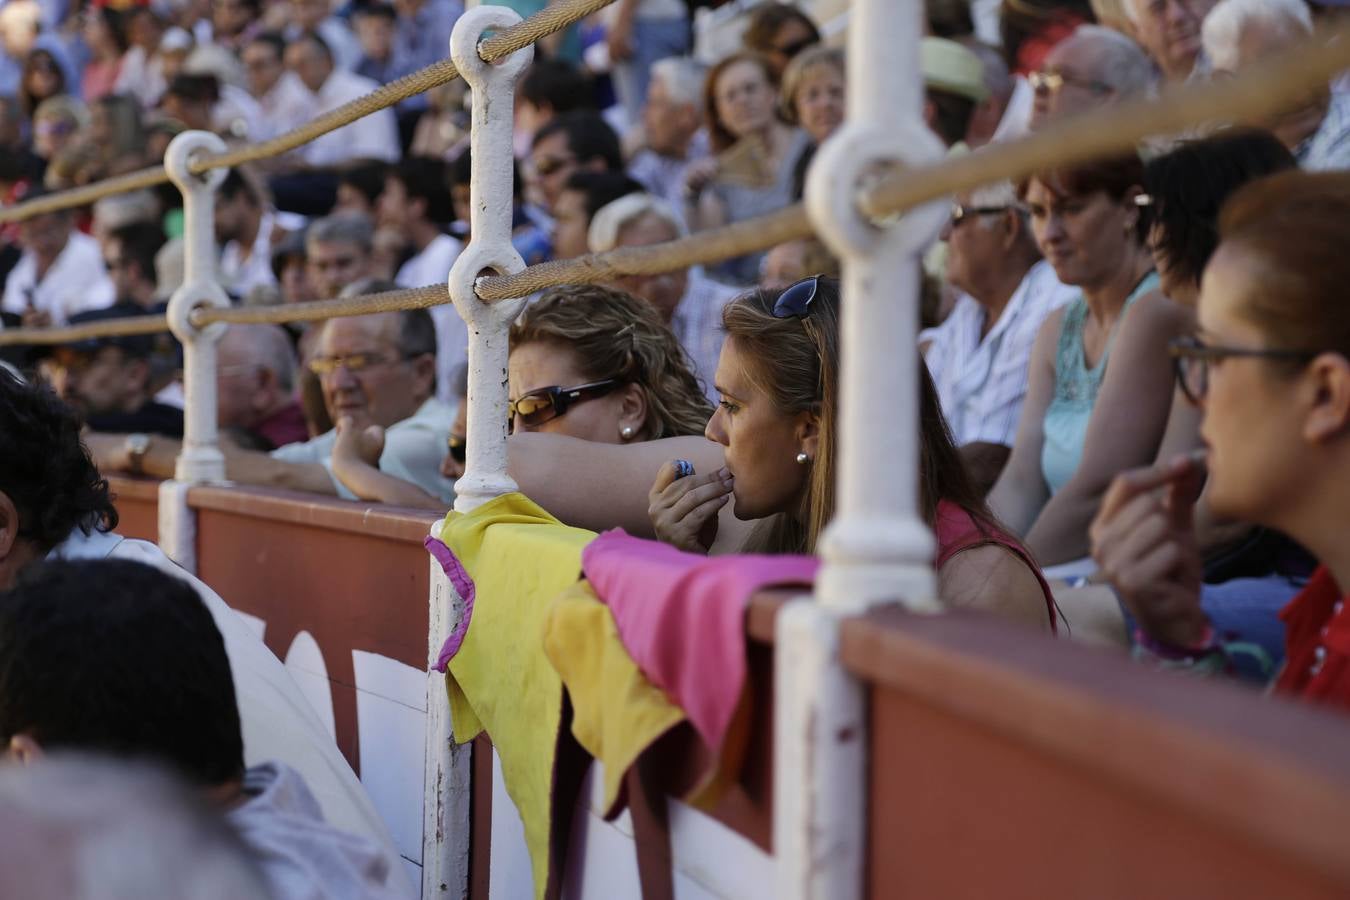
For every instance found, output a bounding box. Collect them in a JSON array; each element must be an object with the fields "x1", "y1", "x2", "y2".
[
  {"x1": 1169, "y1": 336, "x2": 1317, "y2": 404},
  {"x1": 446, "y1": 433, "x2": 466, "y2": 465},
  {"x1": 772, "y1": 275, "x2": 821, "y2": 319},
  {"x1": 508, "y1": 378, "x2": 621, "y2": 430}
]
